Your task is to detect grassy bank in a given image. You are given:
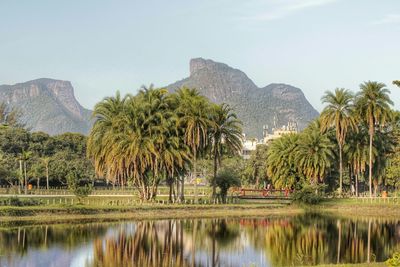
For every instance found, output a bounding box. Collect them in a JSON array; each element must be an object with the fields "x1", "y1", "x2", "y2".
[
  {"x1": 0, "y1": 203, "x2": 300, "y2": 227},
  {"x1": 0, "y1": 197, "x2": 399, "y2": 227}
]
